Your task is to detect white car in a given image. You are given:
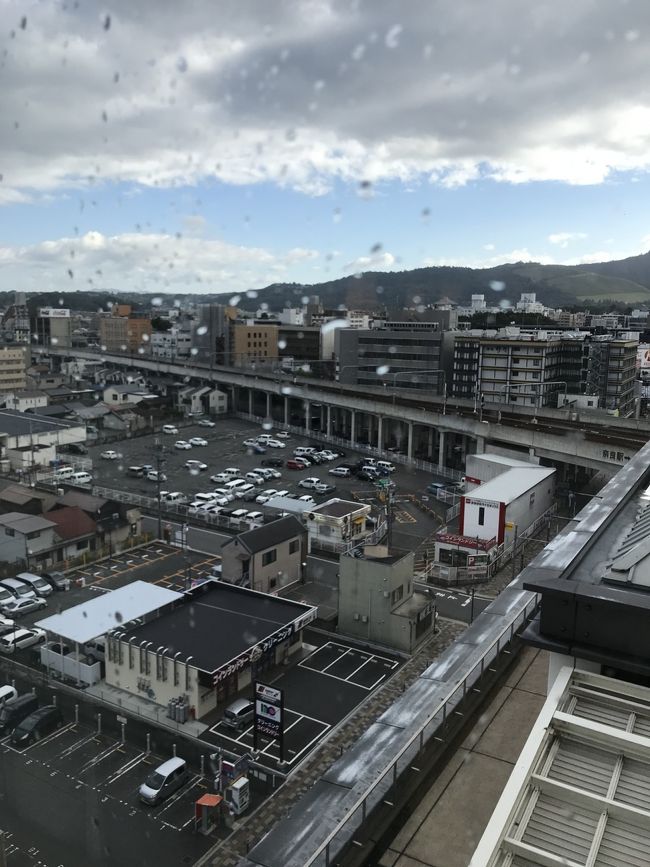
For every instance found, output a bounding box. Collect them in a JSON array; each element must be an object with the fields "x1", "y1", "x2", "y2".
[
  {"x1": 329, "y1": 466, "x2": 351, "y2": 477},
  {"x1": 211, "y1": 472, "x2": 229, "y2": 483},
  {"x1": 266, "y1": 439, "x2": 286, "y2": 448},
  {"x1": 189, "y1": 437, "x2": 208, "y2": 447},
  {"x1": 274, "y1": 489, "x2": 289, "y2": 498},
  {"x1": 252, "y1": 467, "x2": 274, "y2": 480},
  {"x1": 0, "y1": 627, "x2": 47, "y2": 654},
  {"x1": 319, "y1": 451, "x2": 338, "y2": 461},
  {"x1": 276, "y1": 431, "x2": 290, "y2": 438},
  {"x1": 197, "y1": 419, "x2": 216, "y2": 427},
  {"x1": 146, "y1": 470, "x2": 167, "y2": 482},
  {"x1": 100, "y1": 450, "x2": 118, "y2": 460},
  {"x1": 162, "y1": 425, "x2": 179, "y2": 434},
  {"x1": 246, "y1": 511, "x2": 264, "y2": 523},
  {"x1": 256, "y1": 489, "x2": 278, "y2": 504},
  {"x1": 243, "y1": 439, "x2": 259, "y2": 447},
  {"x1": 212, "y1": 488, "x2": 235, "y2": 502},
  {"x1": 230, "y1": 509, "x2": 249, "y2": 520},
  {"x1": 185, "y1": 459, "x2": 208, "y2": 471},
  {"x1": 175, "y1": 440, "x2": 192, "y2": 450},
  {"x1": 299, "y1": 477, "x2": 321, "y2": 490},
  {"x1": 298, "y1": 494, "x2": 316, "y2": 507},
  {"x1": 266, "y1": 468, "x2": 282, "y2": 480},
  {"x1": 1, "y1": 597, "x2": 48, "y2": 618}
]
